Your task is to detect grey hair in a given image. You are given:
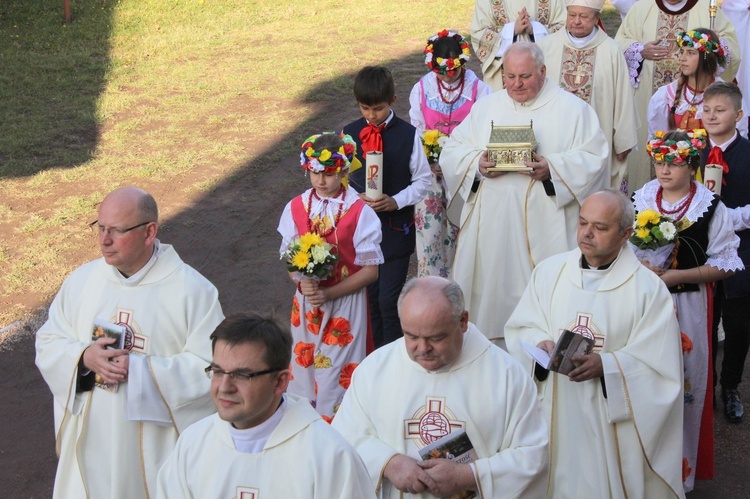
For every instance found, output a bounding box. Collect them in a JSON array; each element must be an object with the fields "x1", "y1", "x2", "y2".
[
  {"x1": 594, "y1": 189, "x2": 634, "y2": 234},
  {"x1": 505, "y1": 41, "x2": 545, "y2": 69},
  {"x1": 398, "y1": 277, "x2": 465, "y2": 322},
  {"x1": 137, "y1": 192, "x2": 159, "y2": 223}
]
